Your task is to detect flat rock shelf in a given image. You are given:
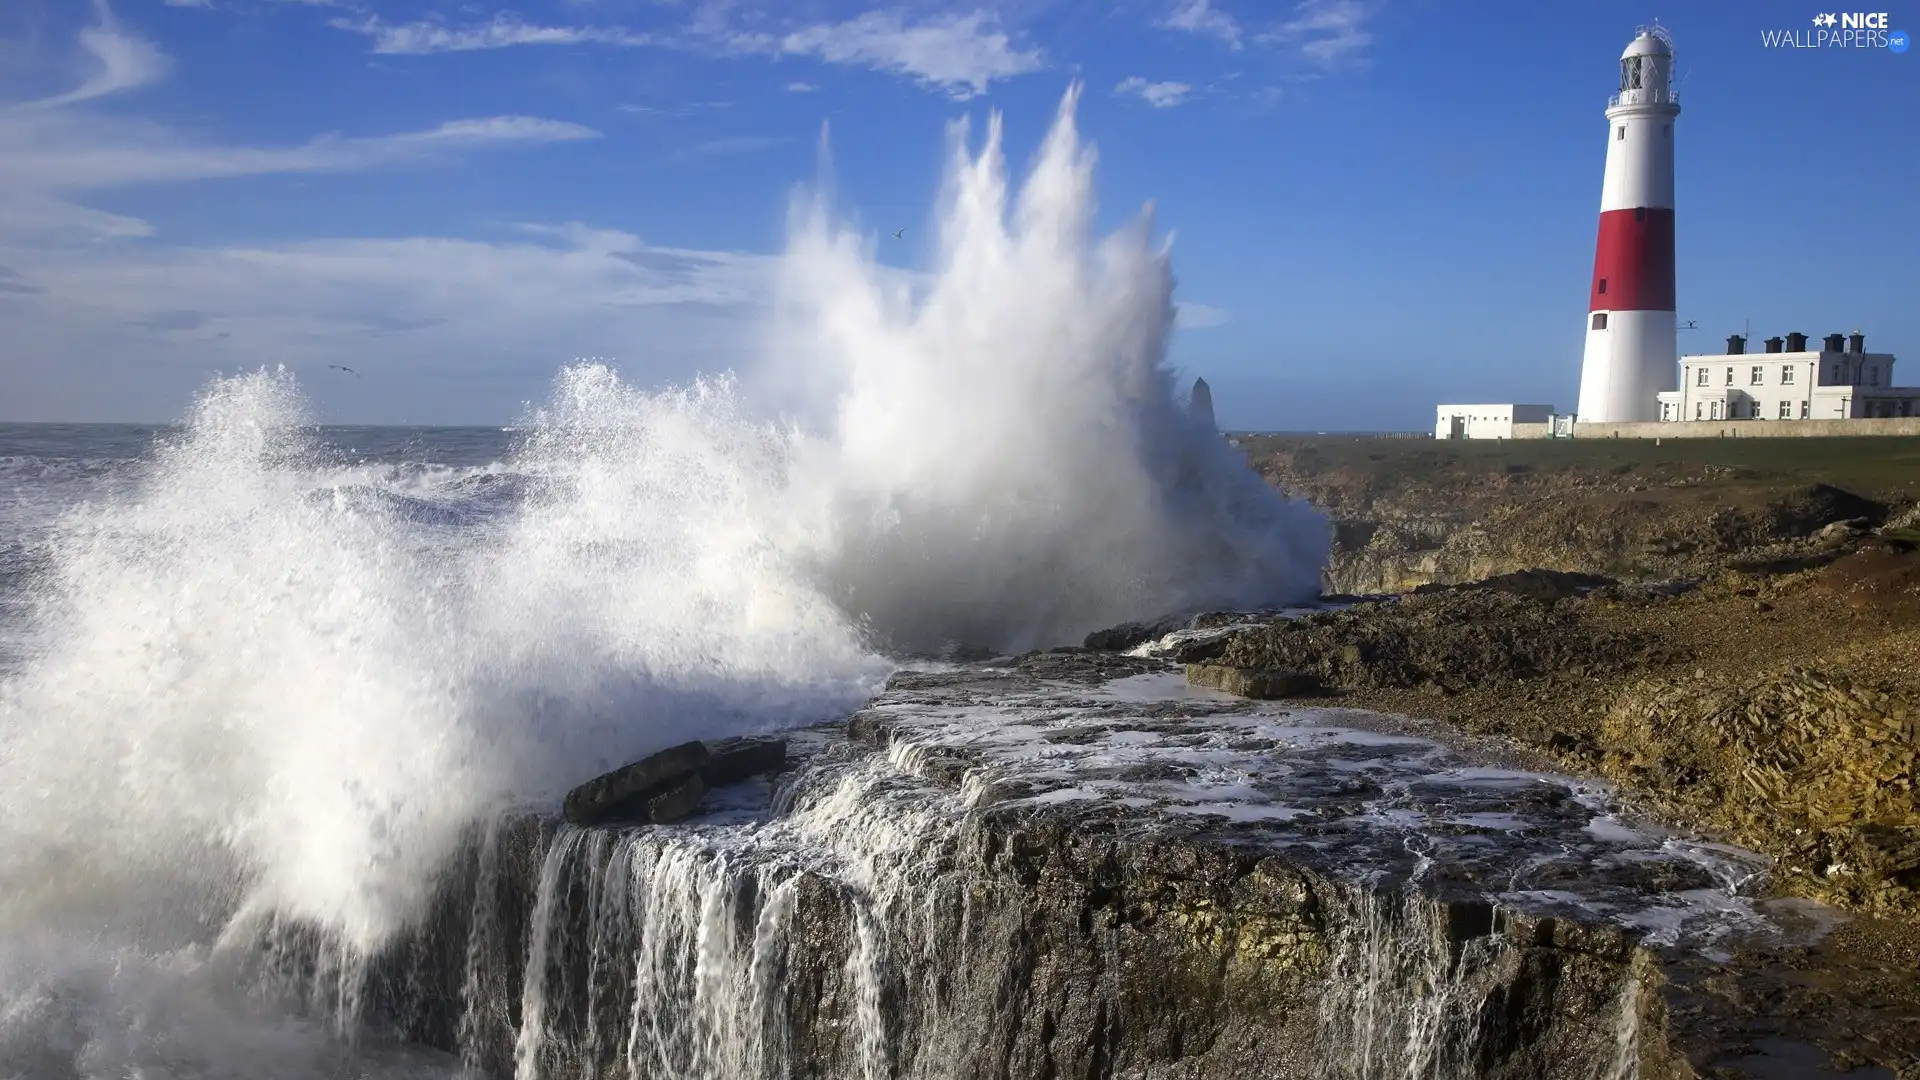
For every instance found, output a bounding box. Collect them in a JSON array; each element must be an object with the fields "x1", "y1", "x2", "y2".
[{"x1": 249, "y1": 650, "x2": 1917, "y2": 1080}]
